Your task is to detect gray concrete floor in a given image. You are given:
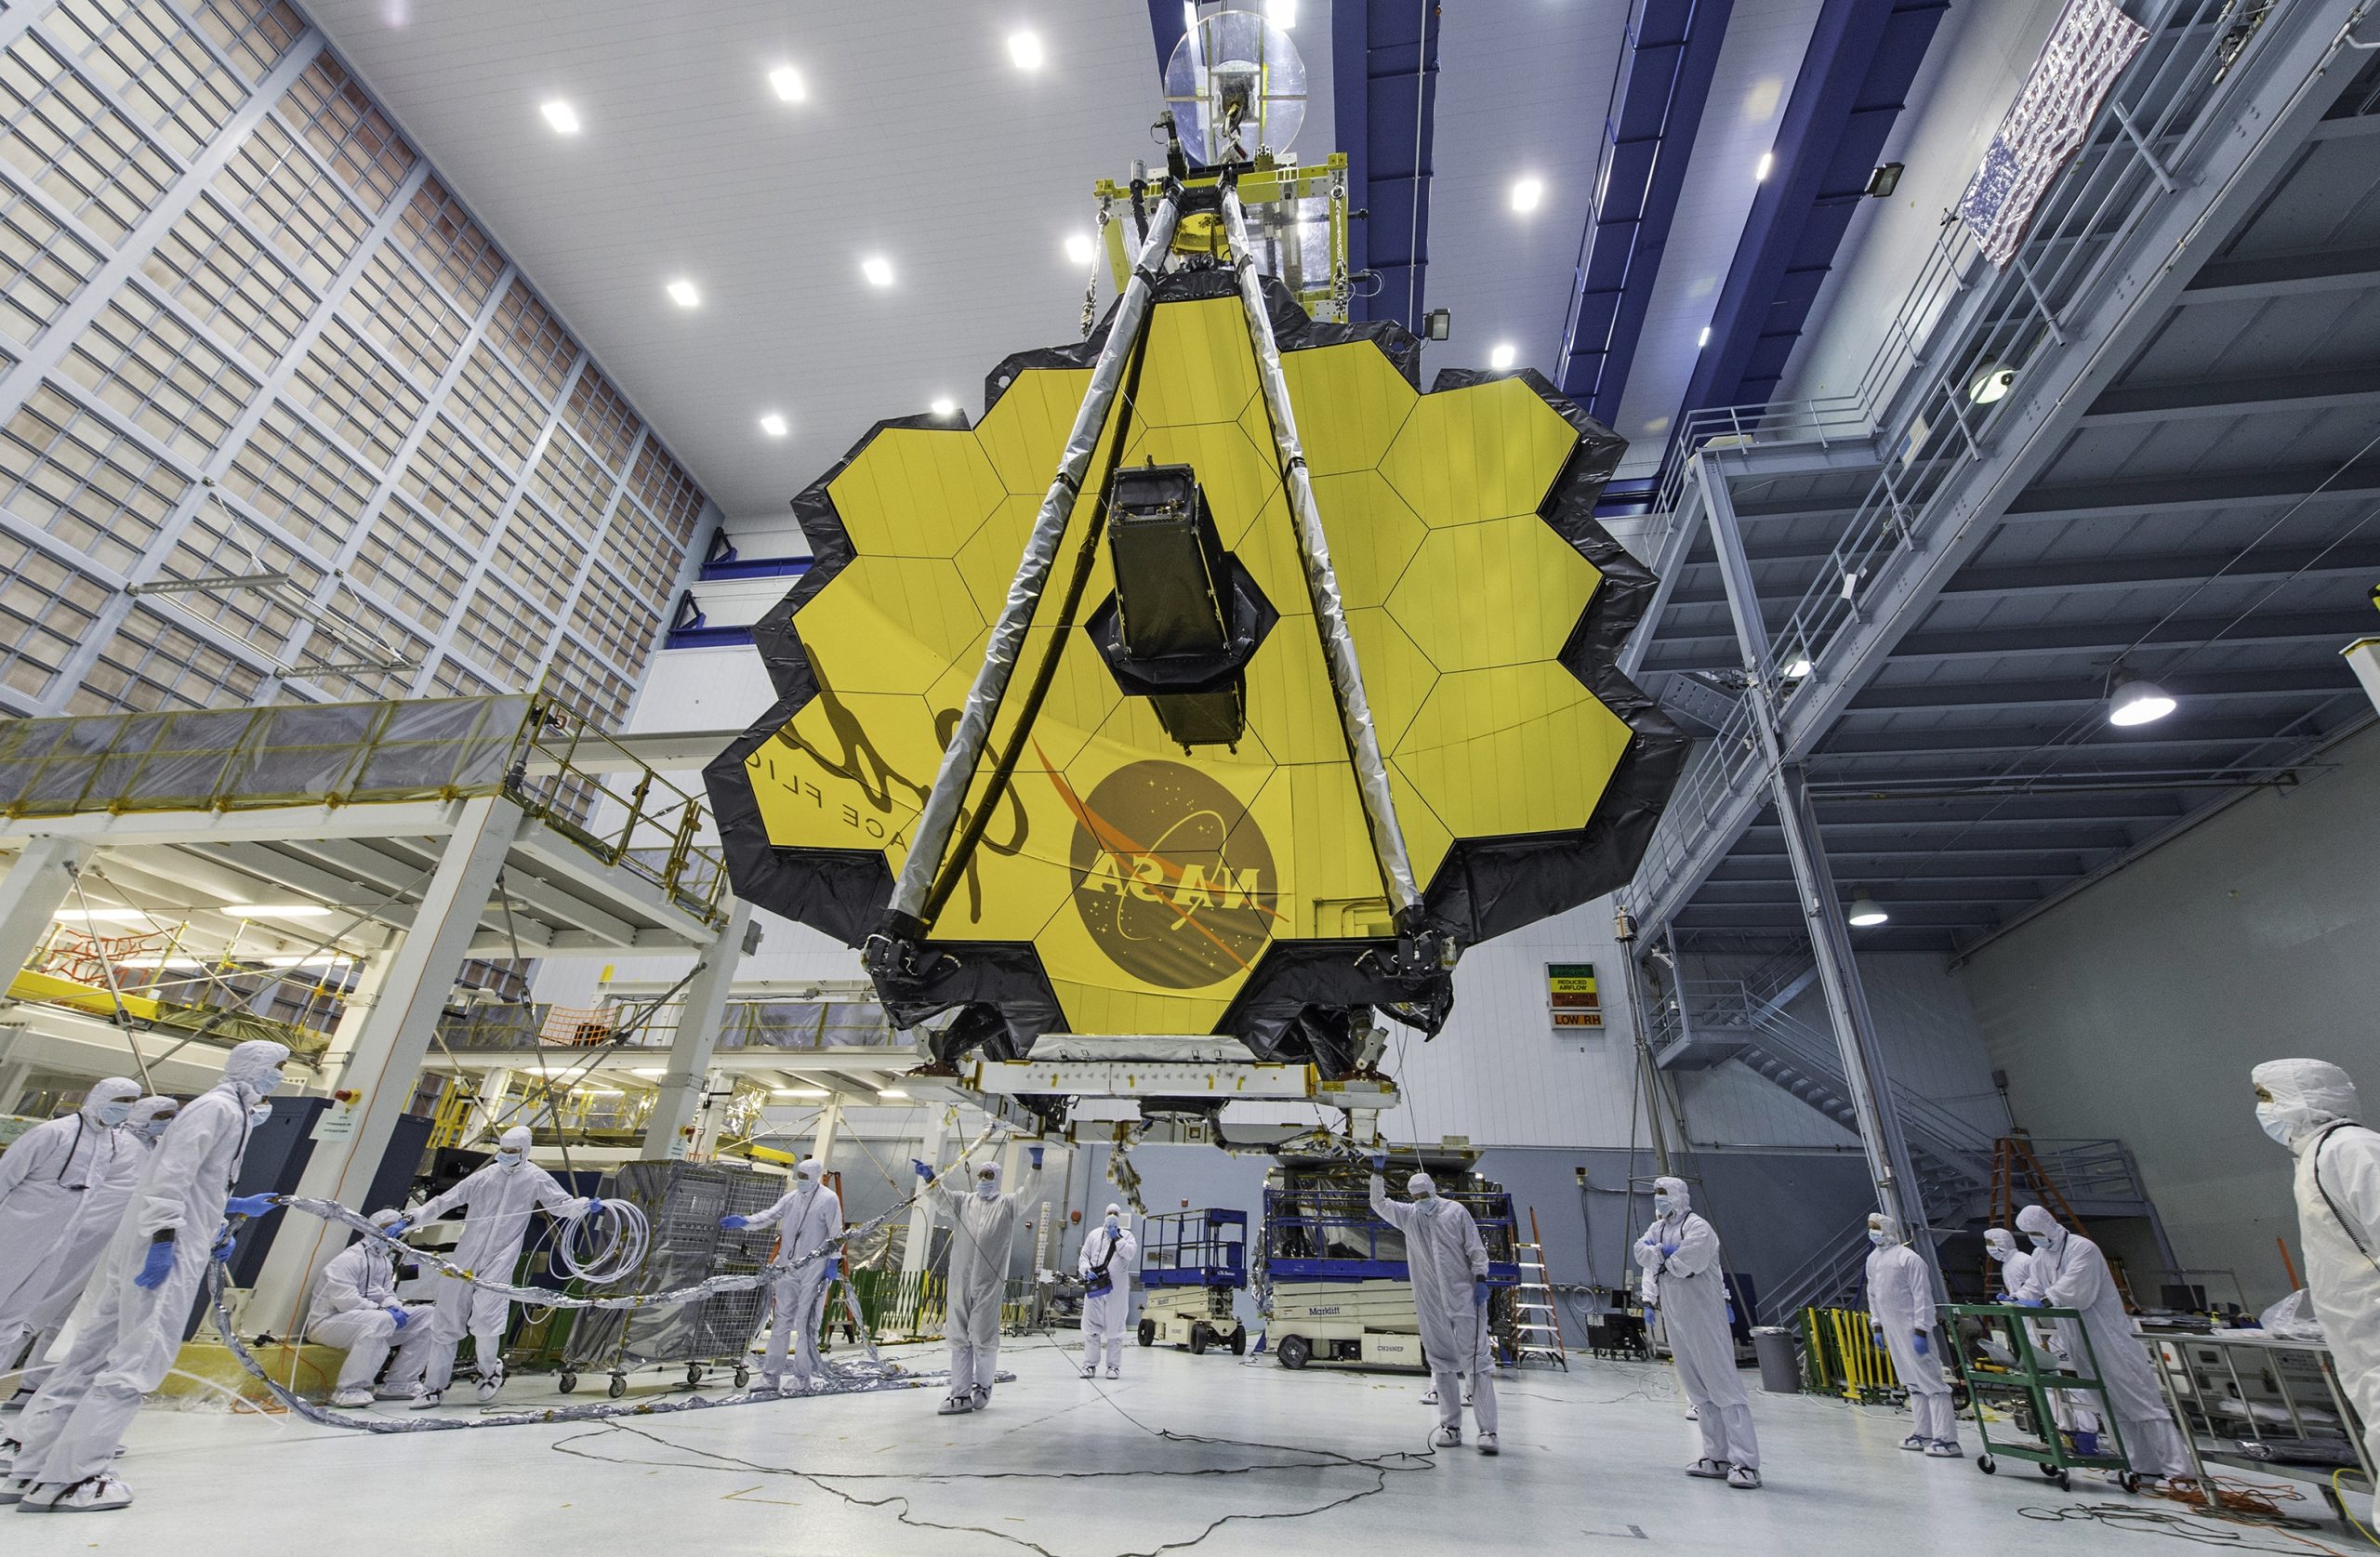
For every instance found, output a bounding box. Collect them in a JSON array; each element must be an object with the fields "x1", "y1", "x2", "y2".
[{"x1": 7, "y1": 1336, "x2": 2361, "y2": 1555}]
